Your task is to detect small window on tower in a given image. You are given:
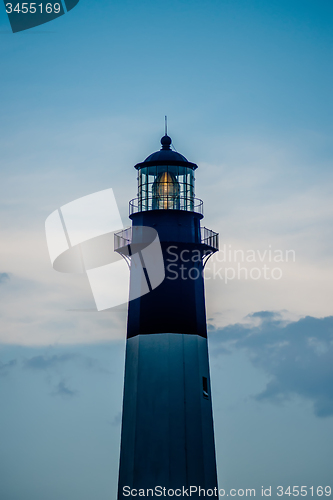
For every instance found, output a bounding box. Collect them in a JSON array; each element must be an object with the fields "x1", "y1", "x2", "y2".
[{"x1": 202, "y1": 377, "x2": 209, "y2": 400}]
